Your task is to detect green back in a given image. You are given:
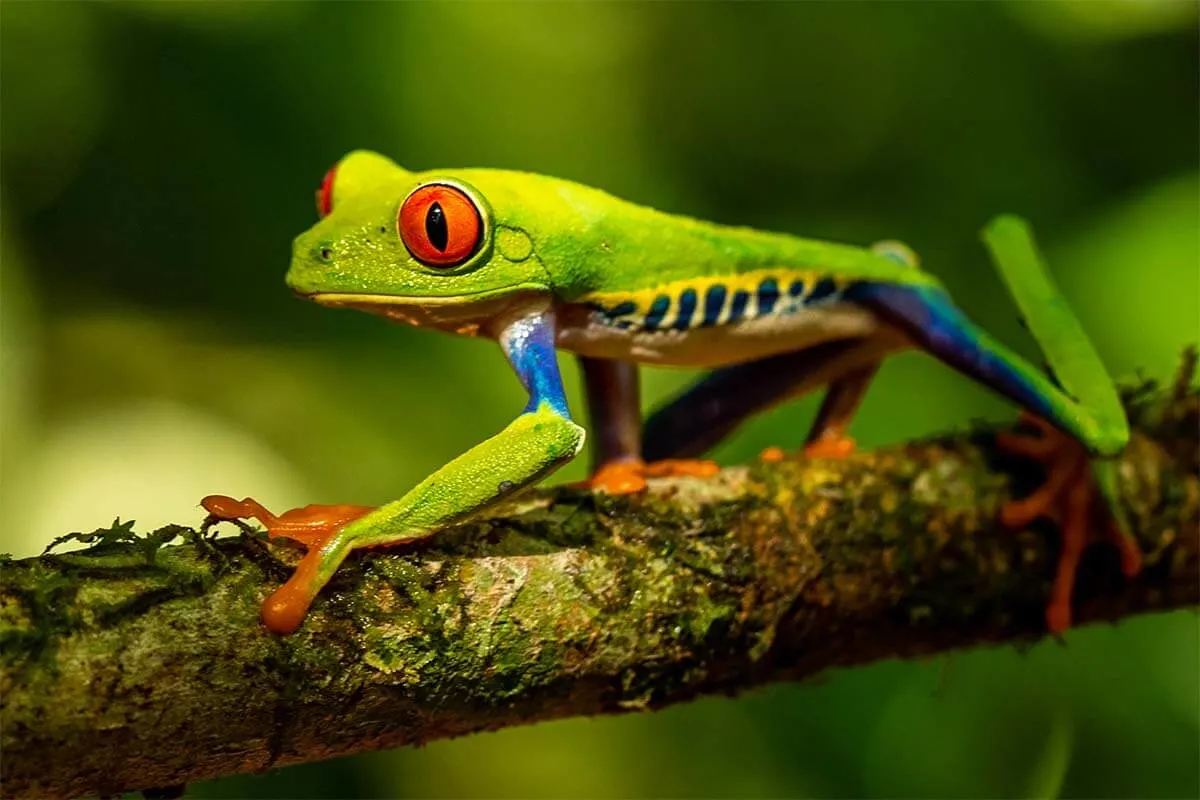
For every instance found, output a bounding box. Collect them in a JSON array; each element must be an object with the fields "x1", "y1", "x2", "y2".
[{"x1": 457, "y1": 167, "x2": 942, "y2": 300}]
